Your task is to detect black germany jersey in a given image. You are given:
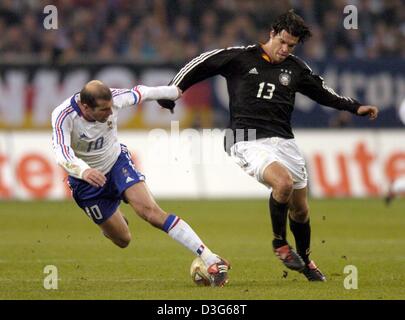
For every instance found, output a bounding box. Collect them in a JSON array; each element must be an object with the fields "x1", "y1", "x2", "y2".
[{"x1": 168, "y1": 44, "x2": 361, "y2": 150}]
